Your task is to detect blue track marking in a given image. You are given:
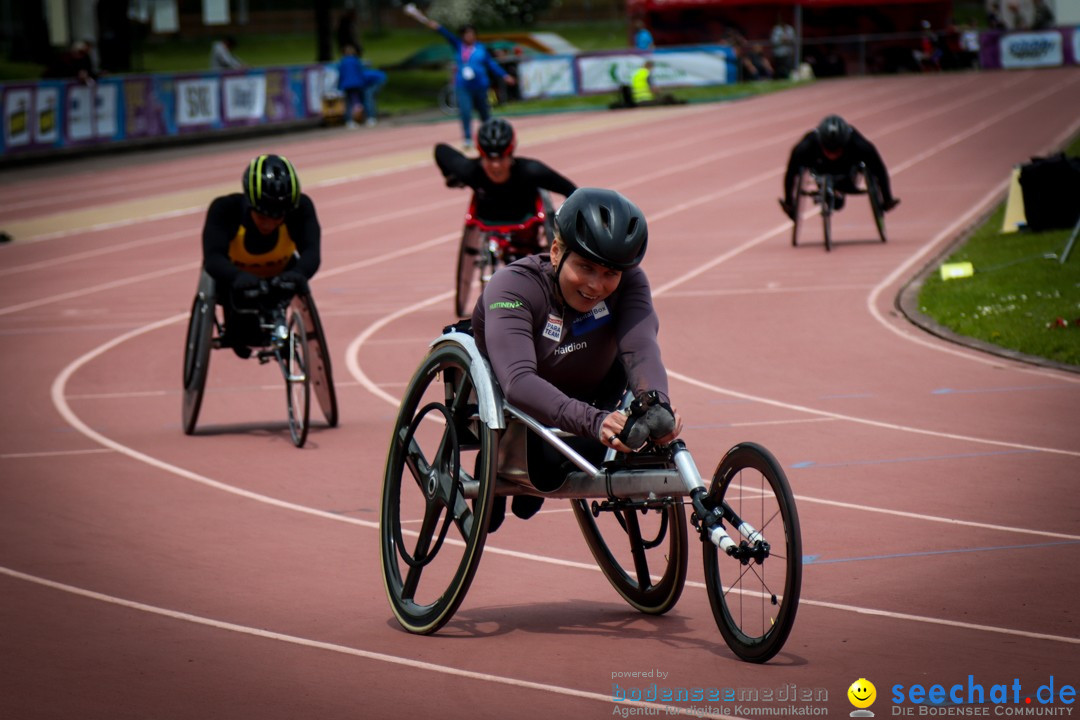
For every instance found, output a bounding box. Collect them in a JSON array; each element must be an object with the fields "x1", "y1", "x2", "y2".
[
  {"x1": 789, "y1": 448, "x2": 1034, "y2": 470},
  {"x1": 803, "y1": 539, "x2": 1080, "y2": 566}
]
